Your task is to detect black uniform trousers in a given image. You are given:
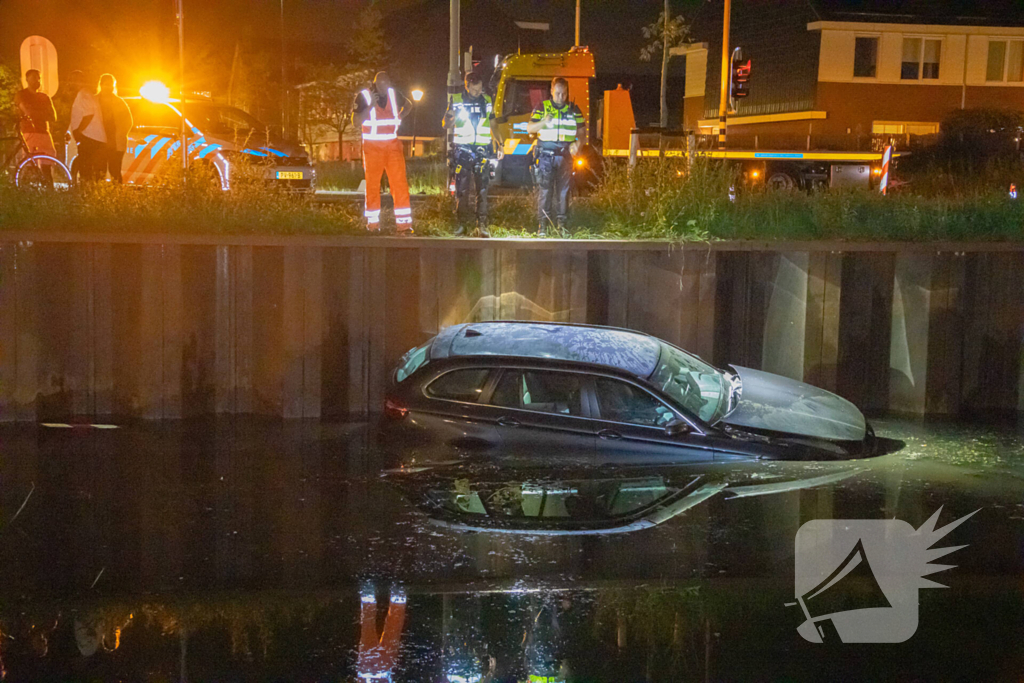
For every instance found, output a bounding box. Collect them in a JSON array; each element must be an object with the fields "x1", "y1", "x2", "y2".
[
  {"x1": 535, "y1": 146, "x2": 573, "y2": 228},
  {"x1": 451, "y1": 145, "x2": 491, "y2": 228}
]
